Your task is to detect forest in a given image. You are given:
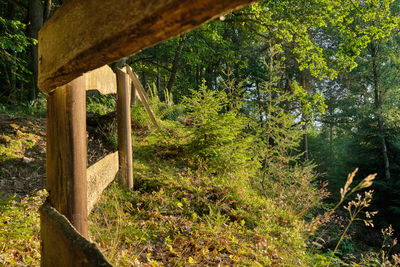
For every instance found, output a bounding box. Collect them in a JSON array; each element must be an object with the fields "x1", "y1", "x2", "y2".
[{"x1": 1, "y1": 0, "x2": 400, "y2": 266}]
